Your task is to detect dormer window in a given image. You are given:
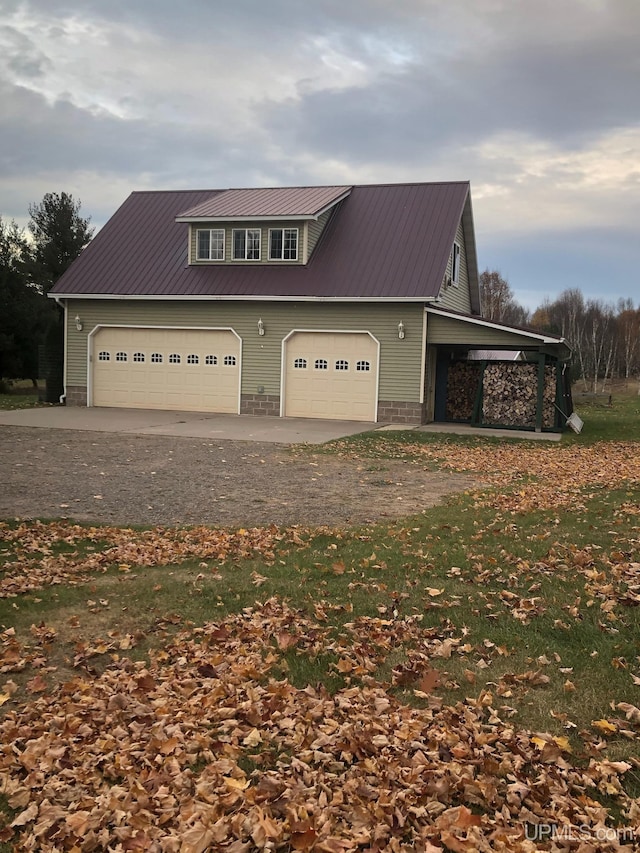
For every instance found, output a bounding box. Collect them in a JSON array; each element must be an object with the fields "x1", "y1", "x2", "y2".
[
  {"x1": 269, "y1": 228, "x2": 298, "y2": 261},
  {"x1": 233, "y1": 228, "x2": 261, "y2": 260},
  {"x1": 196, "y1": 228, "x2": 225, "y2": 260}
]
